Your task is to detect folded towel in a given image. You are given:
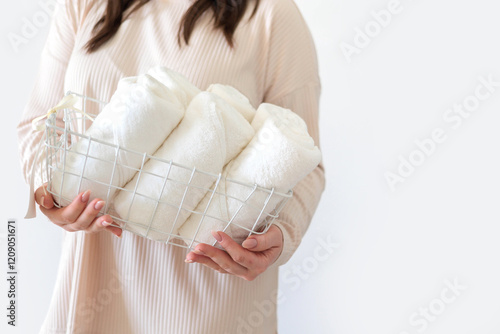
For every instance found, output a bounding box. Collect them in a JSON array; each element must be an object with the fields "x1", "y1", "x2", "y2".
[
  {"x1": 147, "y1": 67, "x2": 201, "y2": 109},
  {"x1": 50, "y1": 74, "x2": 185, "y2": 207},
  {"x1": 113, "y1": 92, "x2": 255, "y2": 241},
  {"x1": 178, "y1": 103, "x2": 322, "y2": 246},
  {"x1": 207, "y1": 84, "x2": 256, "y2": 123}
]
